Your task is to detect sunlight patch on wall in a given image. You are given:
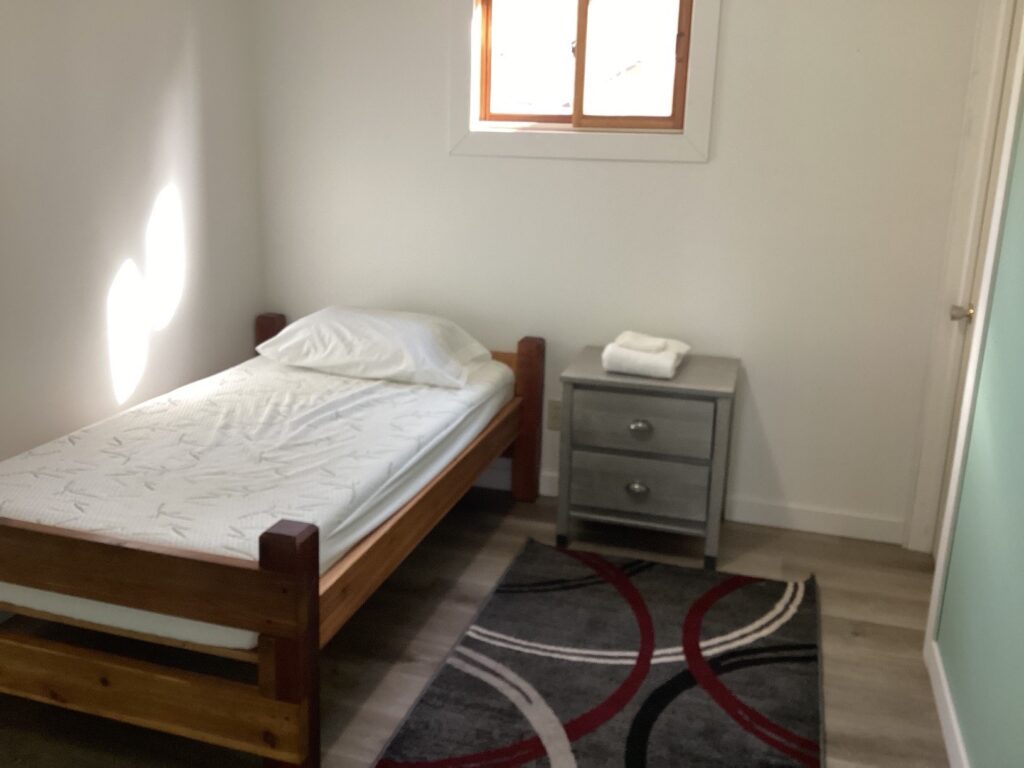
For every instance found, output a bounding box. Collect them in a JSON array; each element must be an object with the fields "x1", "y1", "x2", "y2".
[
  {"x1": 107, "y1": 182, "x2": 187, "y2": 404},
  {"x1": 145, "y1": 183, "x2": 186, "y2": 331},
  {"x1": 107, "y1": 260, "x2": 150, "y2": 405}
]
